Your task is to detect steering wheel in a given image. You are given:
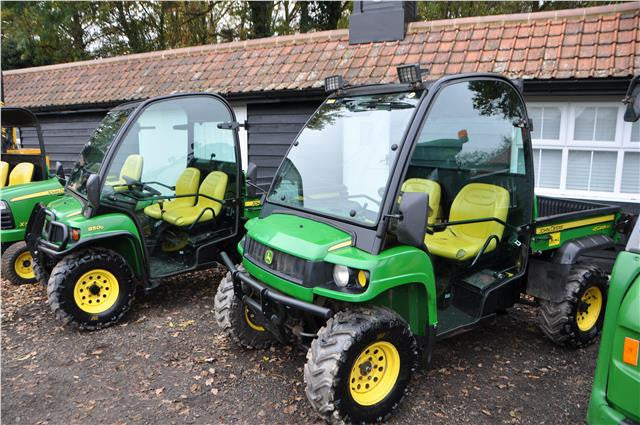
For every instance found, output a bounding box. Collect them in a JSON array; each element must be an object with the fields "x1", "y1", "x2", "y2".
[{"x1": 121, "y1": 176, "x2": 162, "y2": 196}]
